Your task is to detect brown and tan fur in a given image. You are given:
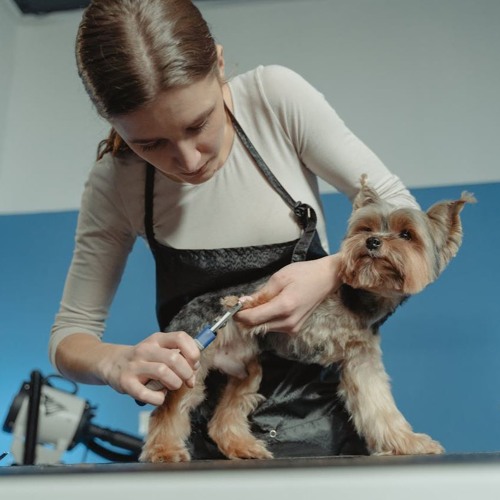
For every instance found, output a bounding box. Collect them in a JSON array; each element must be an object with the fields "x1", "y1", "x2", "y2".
[{"x1": 141, "y1": 175, "x2": 475, "y2": 462}]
